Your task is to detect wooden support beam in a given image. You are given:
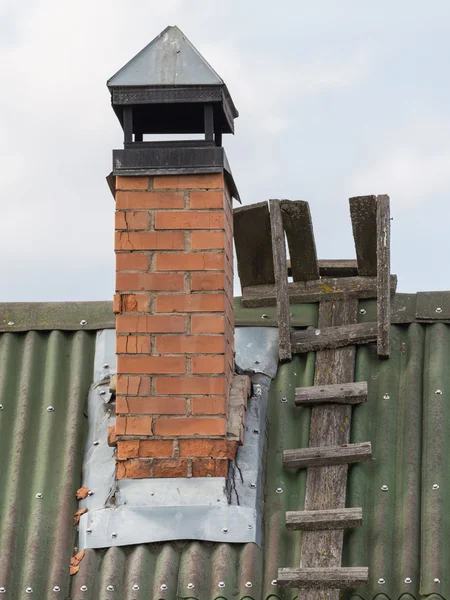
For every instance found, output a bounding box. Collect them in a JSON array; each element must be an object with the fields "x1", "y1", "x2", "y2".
[
  {"x1": 287, "y1": 259, "x2": 359, "y2": 278},
  {"x1": 283, "y1": 442, "x2": 372, "y2": 469},
  {"x1": 233, "y1": 202, "x2": 274, "y2": 288},
  {"x1": 286, "y1": 507, "x2": 363, "y2": 531},
  {"x1": 295, "y1": 382, "x2": 368, "y2": 407},
  {"x1": 269, "y1": 199, "x2": 292, "y2": 362},
  {"x1": 377, "y1": 194, "x2": 391, "y2": 358},
  {"x1": 349, "y1": 195, "x2": 377, "y2": 276},
  {"x1": 277, "y1": 567, "x2": 369, "y2": 589},
  {"x1": 242, "y1": 274, "x2": 397, "y2": 308},
  {"x1": 280, "y1": 200, "x2": 319, "y2": 281},
  {"x1": 291, "y1": 322, "x2": 377, "y2": 354}
]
